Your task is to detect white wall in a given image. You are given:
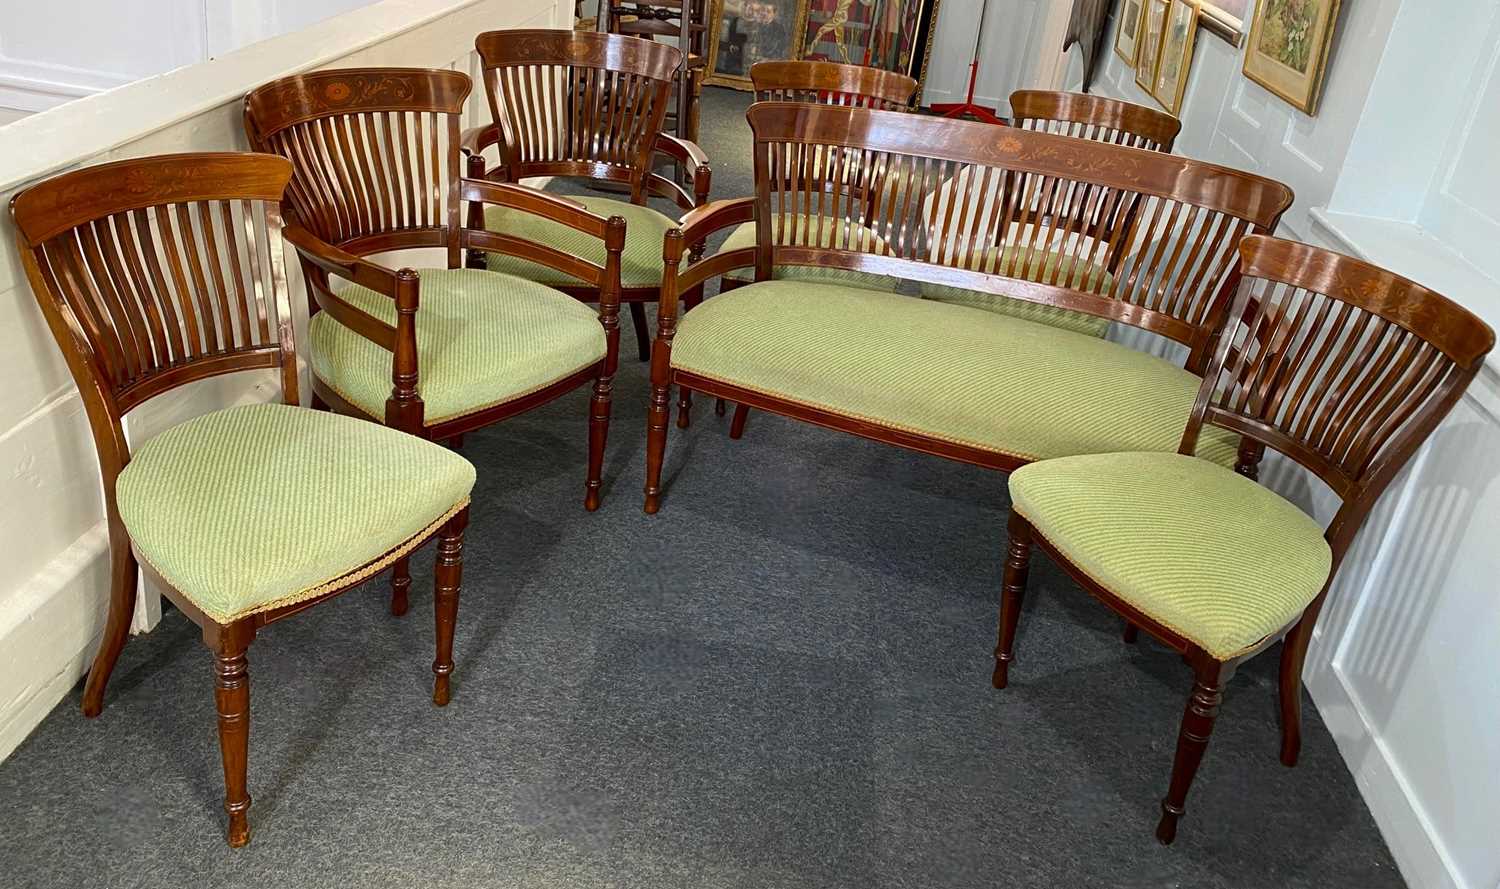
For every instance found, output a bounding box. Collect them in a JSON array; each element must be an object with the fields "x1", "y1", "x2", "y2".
[
  {"x1": 920, "y1": 0, "x2": 1059, "y2": 115},
  {"x1": 0, "y1": 0, "x2": 565, "y2": 764},
  {"x1": 1063, "y1": 4, "x2": 1500, "y2": 888},
  {"x1": 0, "y1": 0, "x2": 382, "y2": 123}
]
